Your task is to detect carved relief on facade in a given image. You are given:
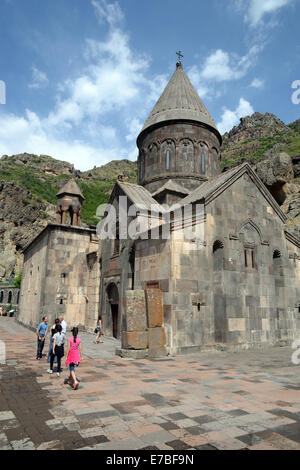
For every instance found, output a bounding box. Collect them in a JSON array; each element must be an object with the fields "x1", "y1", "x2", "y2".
[
  {"x1": 148, "y1": 142, "x2": 159, "y2": 175},
  {"x1": 178, "y1": 138, "x2": 194, "y2": 173},
  {"x1": 197, "y1": 141, "x2": 209, "y2": 175},
  {"x1": 211, "y1": 146, "x2": 220, "y2": 174}
]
